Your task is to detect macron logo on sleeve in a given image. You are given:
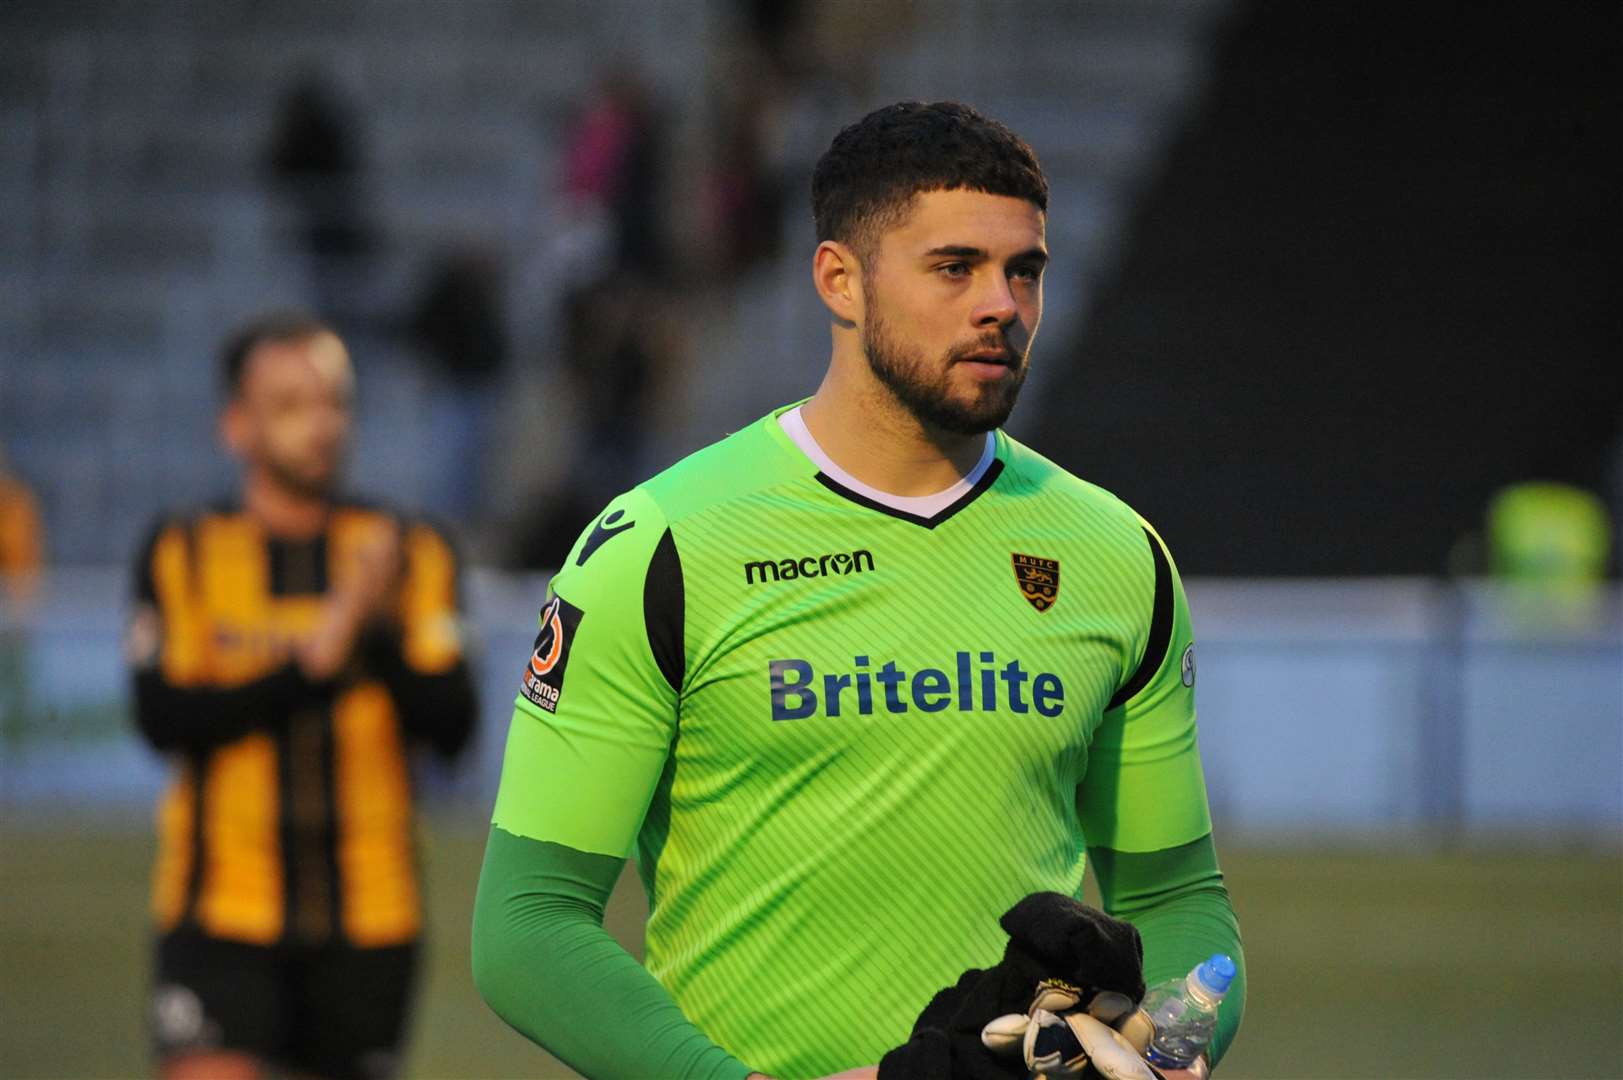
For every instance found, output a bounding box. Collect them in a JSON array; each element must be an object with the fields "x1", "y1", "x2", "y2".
[{"x1": 576, "y1": 510, "x2": 635, "y2": 567}]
